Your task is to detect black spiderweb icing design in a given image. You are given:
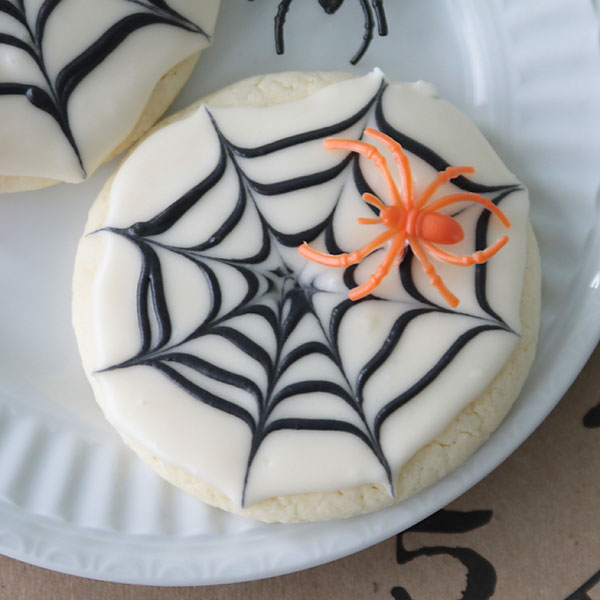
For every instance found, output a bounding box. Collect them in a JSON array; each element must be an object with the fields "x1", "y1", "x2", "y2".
[
  {"x1": 100, "y1": 81, "x2": 523, "y2": 505},
  {"x1": 0, "y1": 0, "x2": 209, "y2": 177}
]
